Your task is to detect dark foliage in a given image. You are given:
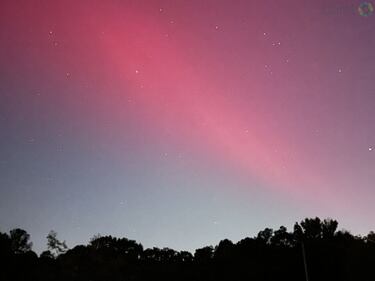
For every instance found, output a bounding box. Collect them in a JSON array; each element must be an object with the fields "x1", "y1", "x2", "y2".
[{"x1": 1, "y1": 217, "x2": 374, "y2": 281}]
